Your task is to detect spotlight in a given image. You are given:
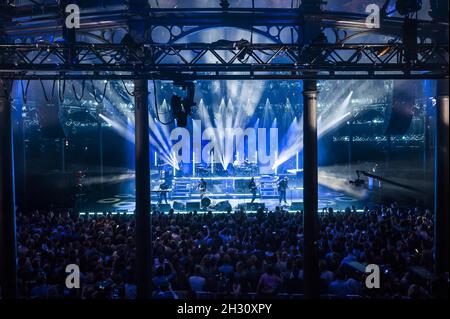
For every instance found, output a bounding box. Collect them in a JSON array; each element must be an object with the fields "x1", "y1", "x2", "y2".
[
  {"x1": 120, "y1": 33, "x2": 145, "y2": 61},
  {"x1": 170, "y1": 81, "x2": 196, "y2": 128},
  {"x1": 349, "y1": 170, "x2": 365, "y2": 187},
  {"x1": 395, "y1": 0, "x2": 422, "y2": 15},
  {"x1": 220, "y1": 0, "x2": 230, "y2": 9},
  {"x1": 235, "y1": 39, "x2": 252, "y2": 62},
  {"x1": 171, "y1": 94, "x2": 187, "y2": 127},
  {"x1": 377, "y1": 39, "x2": 397, "y2": 57},
  {"x1": 121, "y1": 33, "x2": 138, "y2": 49},
  {"x1": 212, "y1": 39, "x2": 252, "y2": 62}
]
